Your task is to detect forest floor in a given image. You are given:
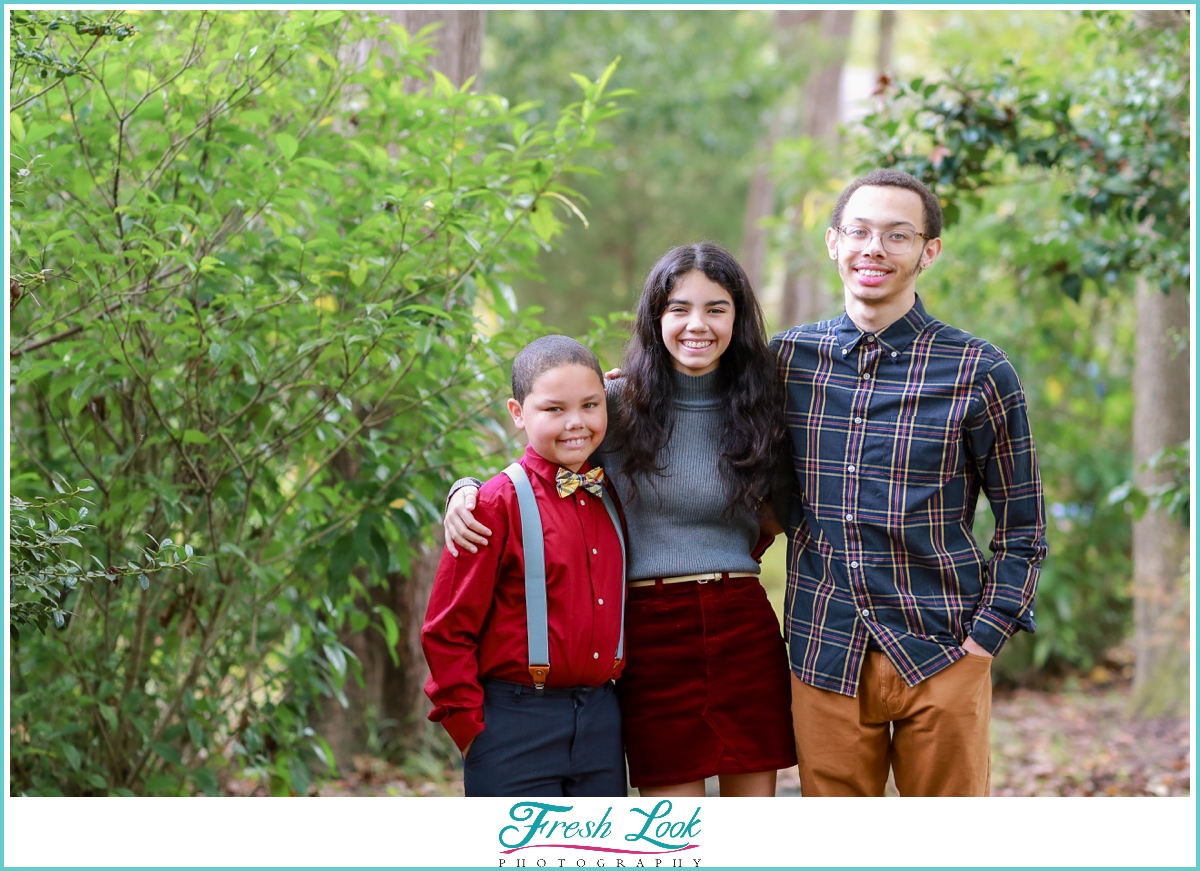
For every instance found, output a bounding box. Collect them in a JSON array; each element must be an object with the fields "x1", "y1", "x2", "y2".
[{"x1": 310, "y1": 669, "x2": 1190, "y2": 797}]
